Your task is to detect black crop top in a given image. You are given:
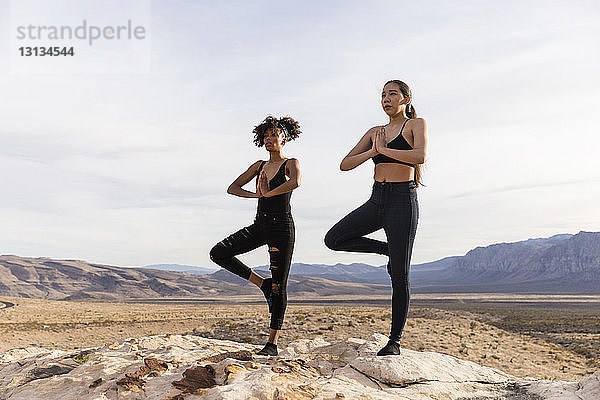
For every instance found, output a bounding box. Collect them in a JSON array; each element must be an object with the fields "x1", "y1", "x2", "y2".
[
  {"x1": 256, "y1": 159, "x2": 291, "y2": 213},
  {"x1": 372, "y1": 119, "x2": 415, "y2": 167}
]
